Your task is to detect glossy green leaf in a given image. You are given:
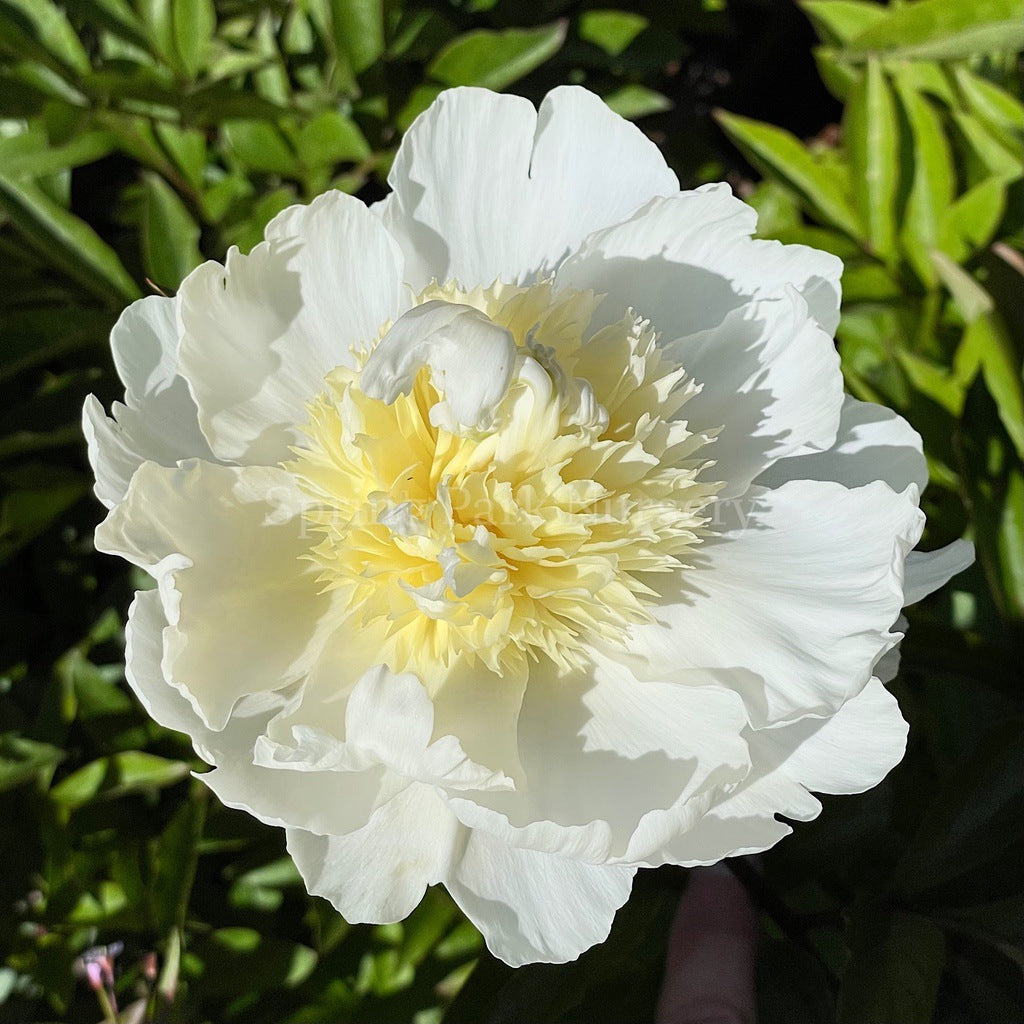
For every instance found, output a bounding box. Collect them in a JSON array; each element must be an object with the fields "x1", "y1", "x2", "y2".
[
  {"x1": 843, "y1": 0, "x2": 1024, "y2": 62},
  {"x1": 838, "y1": 907, "x2": 945, "y2": 1024},
  {"x1": 801, "y1": 0, "x2": 889, "y2": 46},
  {"x1": 428, "y1": 22, "x2": 567, "y2": 91},
  {"x1": 578, "y1": 10, "x2": 648, "y2": 56},
  {"x1": 845, "y1": 58, "x2": 899, "y2": 258},
  {"x1": 141, "y1": 173, "x2": 202, "y2": 291},
  {"x1": 954, "y1": 65, "x2": 1024, "y2": 134},
  {"x1": 223, "y1": 119, "x2": 298, "y2": 176},
  {"x1": 50, "y1": 750, "x2": 190, "y2": 808},
  {"x1": 0, "y1": 127, "x2": 117, "y2": 179},
  {"x1": 941, "y1": 175, "x2": 1009, "y2": 256},
  {"x1": 0, "y1": 174, "x2": 139, "y2": 303},
  {"x1": 715, "y1": 109, "x2": 863, "y2": 238},
  {"x1": 971, "y1": 316, "x2": 1024, "y2": 459},
  {"x1": 171, "y1": 0, "x2": 215, "y2": 78},
  {"x1": 931, "y1": 251, "x2": 994, "y2": 324},
  {"x1": 952, "y1": 111, "x2": 1023, "y2": 178},
  {"x1": 0, "y1": 733, "x2": 64, "y2": 792},
  {"x1": 331, "y1": 0, "x2": 384, "y2": 74},
  {"x1": 297, "y1": 109, "x2": 371, "y2": 167},
  {"x1": 603, "y1": 84, "x2": 672, "y2": 120},
  {"x1": 894, "y1": 78, "x2": 956, "y2": 284},
  {"x1": 0, "y1": 0, "x2": 91, "y2": 73}
]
